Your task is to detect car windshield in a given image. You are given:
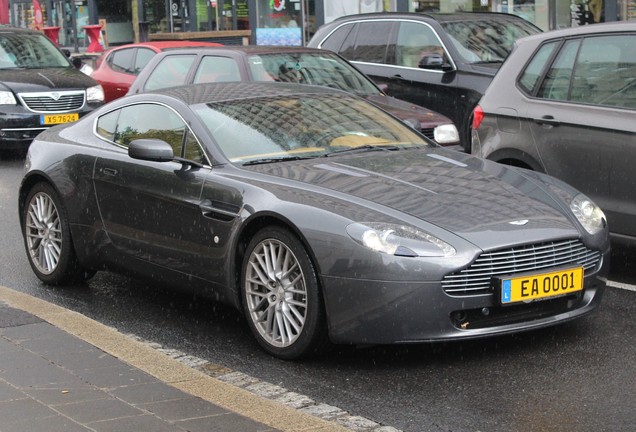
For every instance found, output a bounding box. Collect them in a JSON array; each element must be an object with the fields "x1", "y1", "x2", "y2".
[
  {"x1": 0, "y1": 31, "x2": 71, "y2": 69},
  {"x1": 441, "y1": 18, "x2": 540, "y2": 64},
  {"x1": 193, "y1": 93, "x2": 428, "y2": 165},
  {"x1": 246, "y1": 52, "x2": 382, "y2": 97}
]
